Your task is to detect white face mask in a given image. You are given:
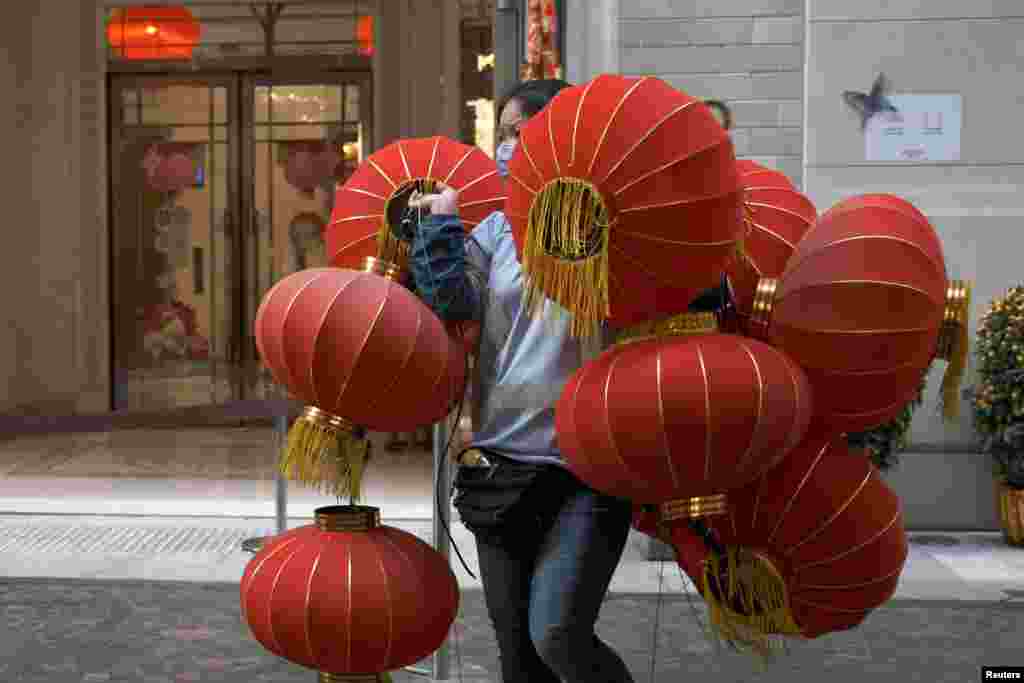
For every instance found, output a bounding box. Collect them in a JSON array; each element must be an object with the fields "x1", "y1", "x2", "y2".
[{"x1": 495, "y1": 139, "x2": 517, "y2": 178}]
